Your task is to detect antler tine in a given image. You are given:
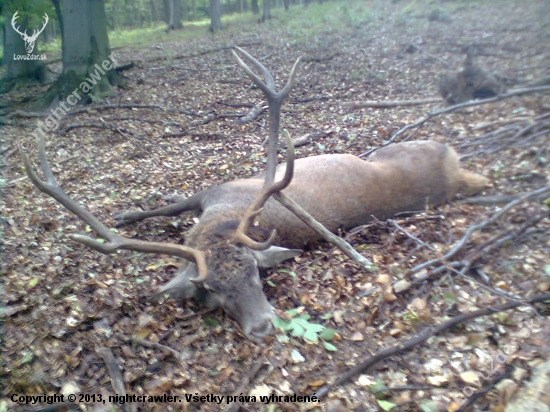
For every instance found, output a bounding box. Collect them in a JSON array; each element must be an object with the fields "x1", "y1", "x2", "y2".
[
  {"x1": 232, "y1": 47, "x2": 276, "y2": 94},
  {"x1": 233, "y1": 48, "x2": 301, "y2": 187},
  {"x1": 32, "y1": 14, "x2": 49, "y2": 39},
  {"x1": 22, "y1": 138, "x2": 209, "y2": 282},
  {"x1": 279, "y1": 56, "x2": 302, "y2": 99},
  {"x1": 232, "y1": 132, "x2": 295, "y2": 250},
  {"x1": 11, "y1": 11, "x2": 26, "y2": 36}
]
